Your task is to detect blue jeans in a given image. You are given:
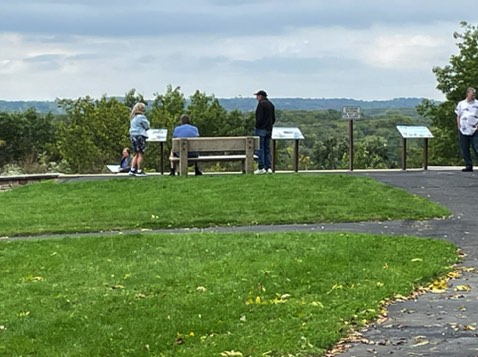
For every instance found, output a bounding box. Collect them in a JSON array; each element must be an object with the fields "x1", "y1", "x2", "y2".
[
  {"x1": 255, "y1": 129, "x2": 272, "y2": 170},
  {"x1": 459, "y1": 131, "x2": 478, "y2": 167}
]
